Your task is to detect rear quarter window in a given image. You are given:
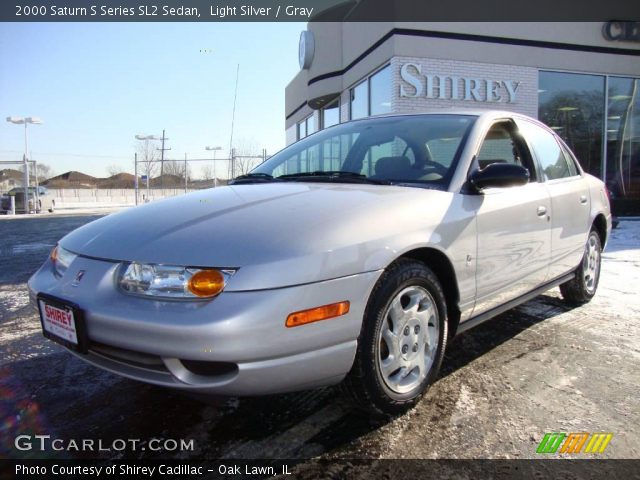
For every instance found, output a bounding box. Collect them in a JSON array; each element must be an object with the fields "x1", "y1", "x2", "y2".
[{"x1": 519, "y1": 120, "x2": 579, "y2": 181}]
